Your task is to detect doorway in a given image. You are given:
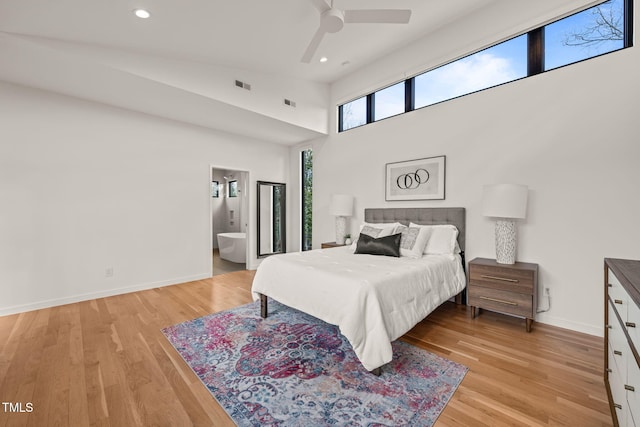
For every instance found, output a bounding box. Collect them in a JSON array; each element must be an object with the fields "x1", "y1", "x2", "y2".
[{"x1": 211, "y1": 167, "x2": 249, "y2": 276}]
